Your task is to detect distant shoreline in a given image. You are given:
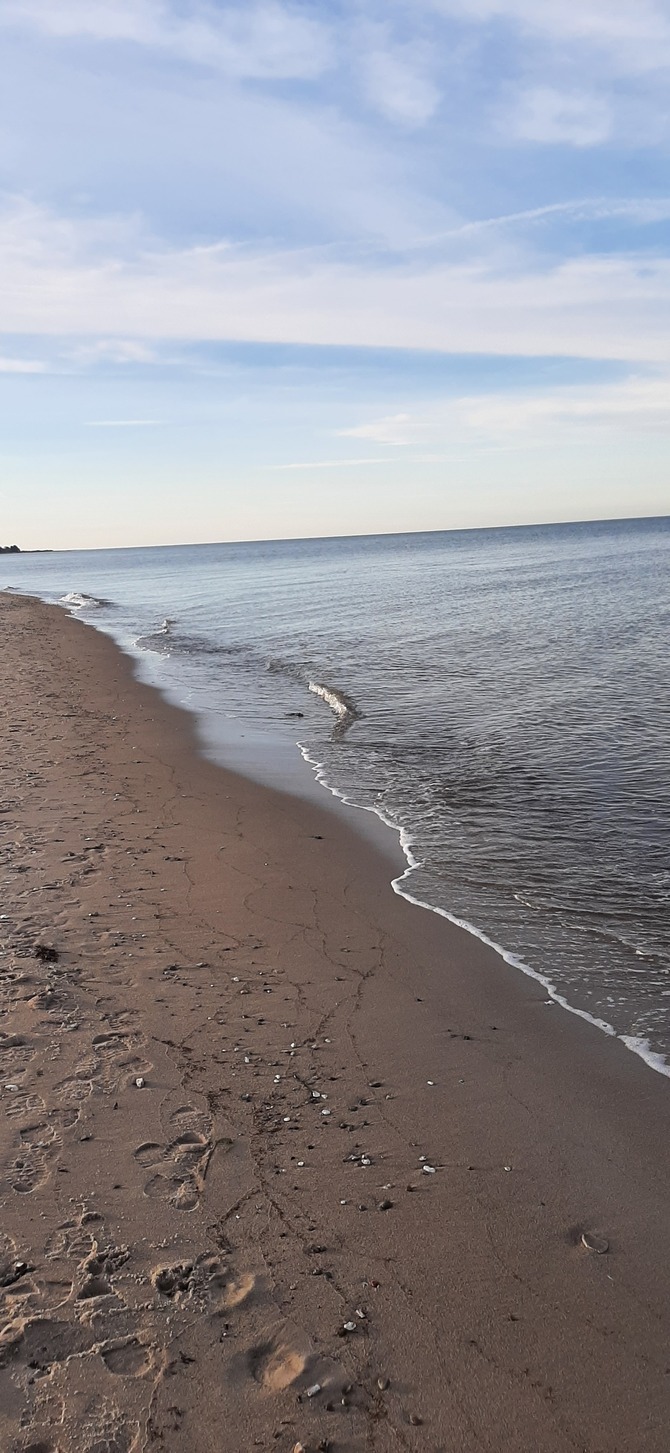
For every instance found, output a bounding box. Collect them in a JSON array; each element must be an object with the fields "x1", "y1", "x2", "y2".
[{"x1": 2, "y1": 513, "x2": 668, "y2": 556}]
